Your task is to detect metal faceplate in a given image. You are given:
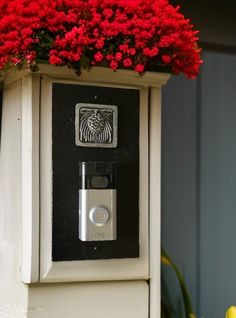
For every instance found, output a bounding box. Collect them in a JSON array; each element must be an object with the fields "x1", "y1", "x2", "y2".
[{"x1": 79, "y1": 189, "x2": 117, "y2": 241}]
